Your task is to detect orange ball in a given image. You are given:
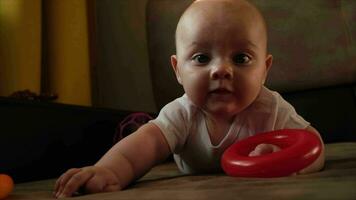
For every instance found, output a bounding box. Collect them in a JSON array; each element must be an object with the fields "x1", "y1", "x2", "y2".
[{"x1": 0, "y1": 174, "x2": 14, "y2": 199}]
